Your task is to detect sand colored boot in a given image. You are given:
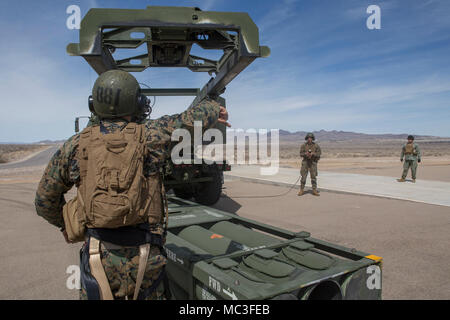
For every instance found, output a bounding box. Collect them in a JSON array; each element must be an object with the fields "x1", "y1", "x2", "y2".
[
  {"x1": 412, "y1": 179, "x2": 416, "y2": 183},
  {"x1": 297, "y1": 189, "x2": 304, "y2": 196},
  {"x1": 397, "y1": 178, "x2": 406, "y2": 182},
  {"x1": 312, "y1": 189, "x2": 320, "y2": 196}
]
